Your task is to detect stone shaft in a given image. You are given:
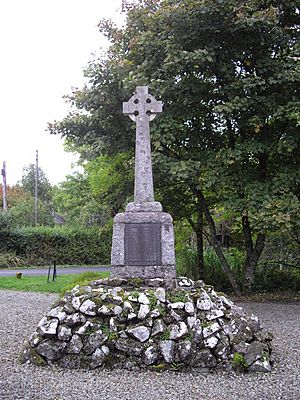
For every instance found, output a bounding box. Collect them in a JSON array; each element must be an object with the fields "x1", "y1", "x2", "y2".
[{"x1": 123, "y1": 86, "x2": 162, "y2": 203}]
